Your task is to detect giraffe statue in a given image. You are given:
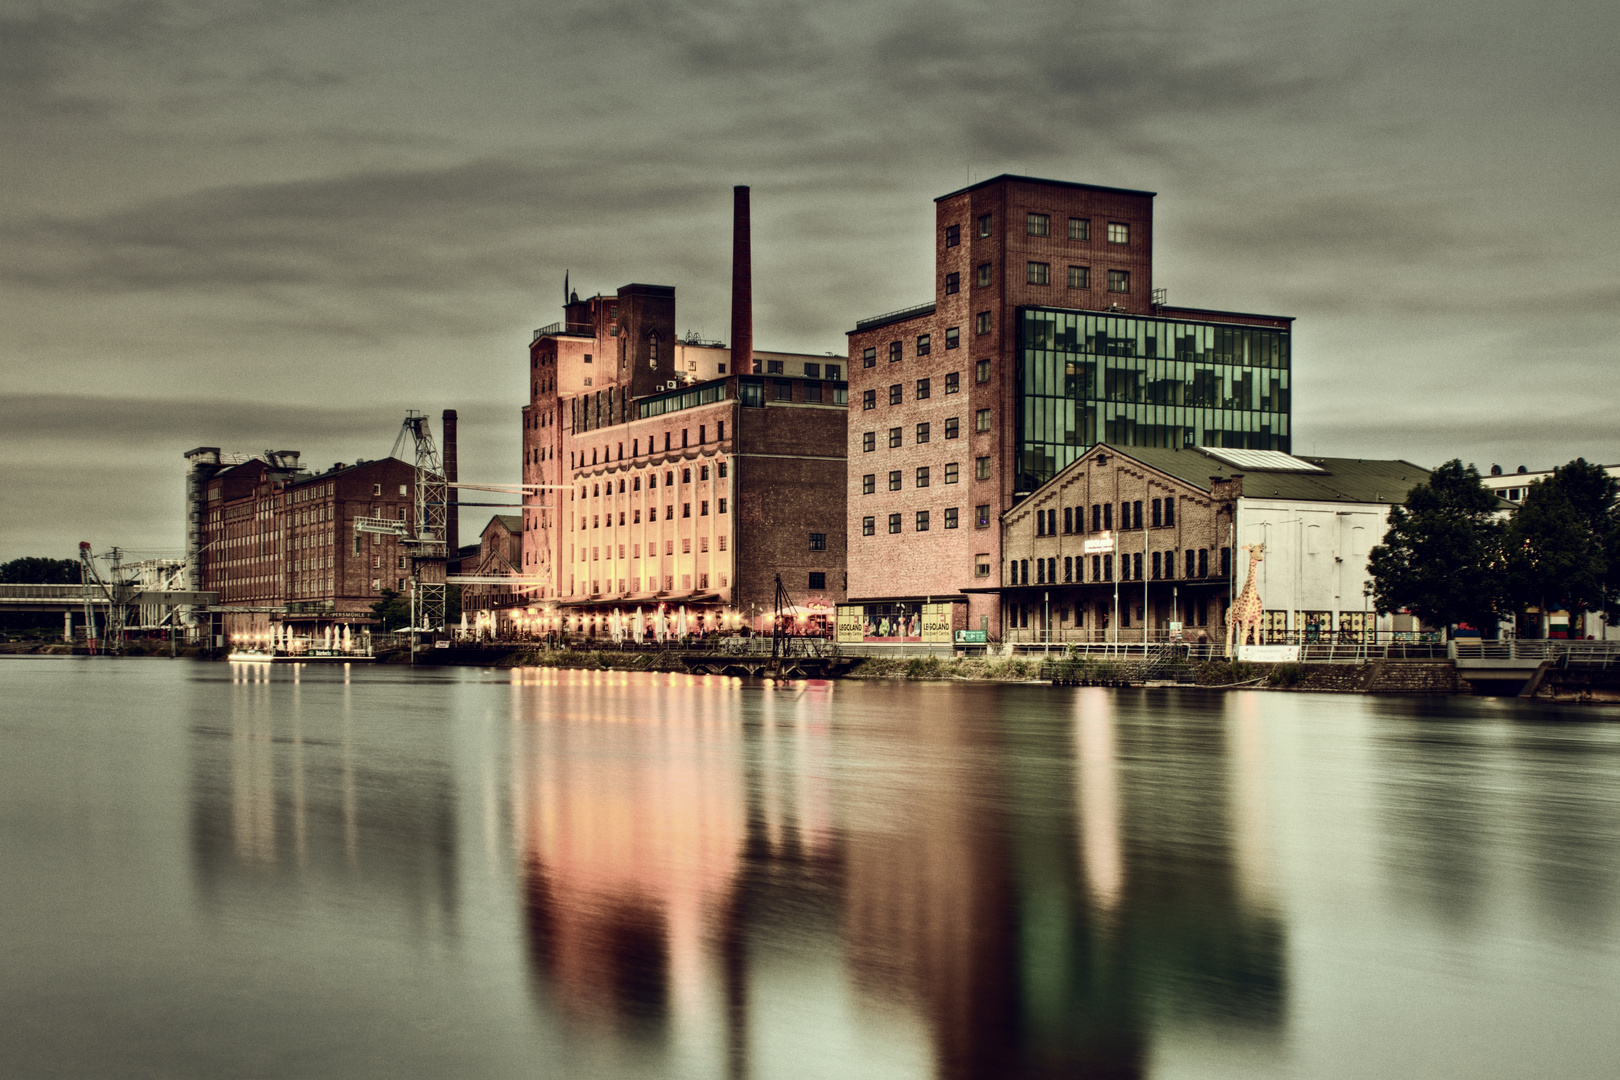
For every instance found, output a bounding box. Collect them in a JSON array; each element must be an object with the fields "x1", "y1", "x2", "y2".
[{"x1": 1226, "y1": 543, "x2": 1265, "y2": 657}]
